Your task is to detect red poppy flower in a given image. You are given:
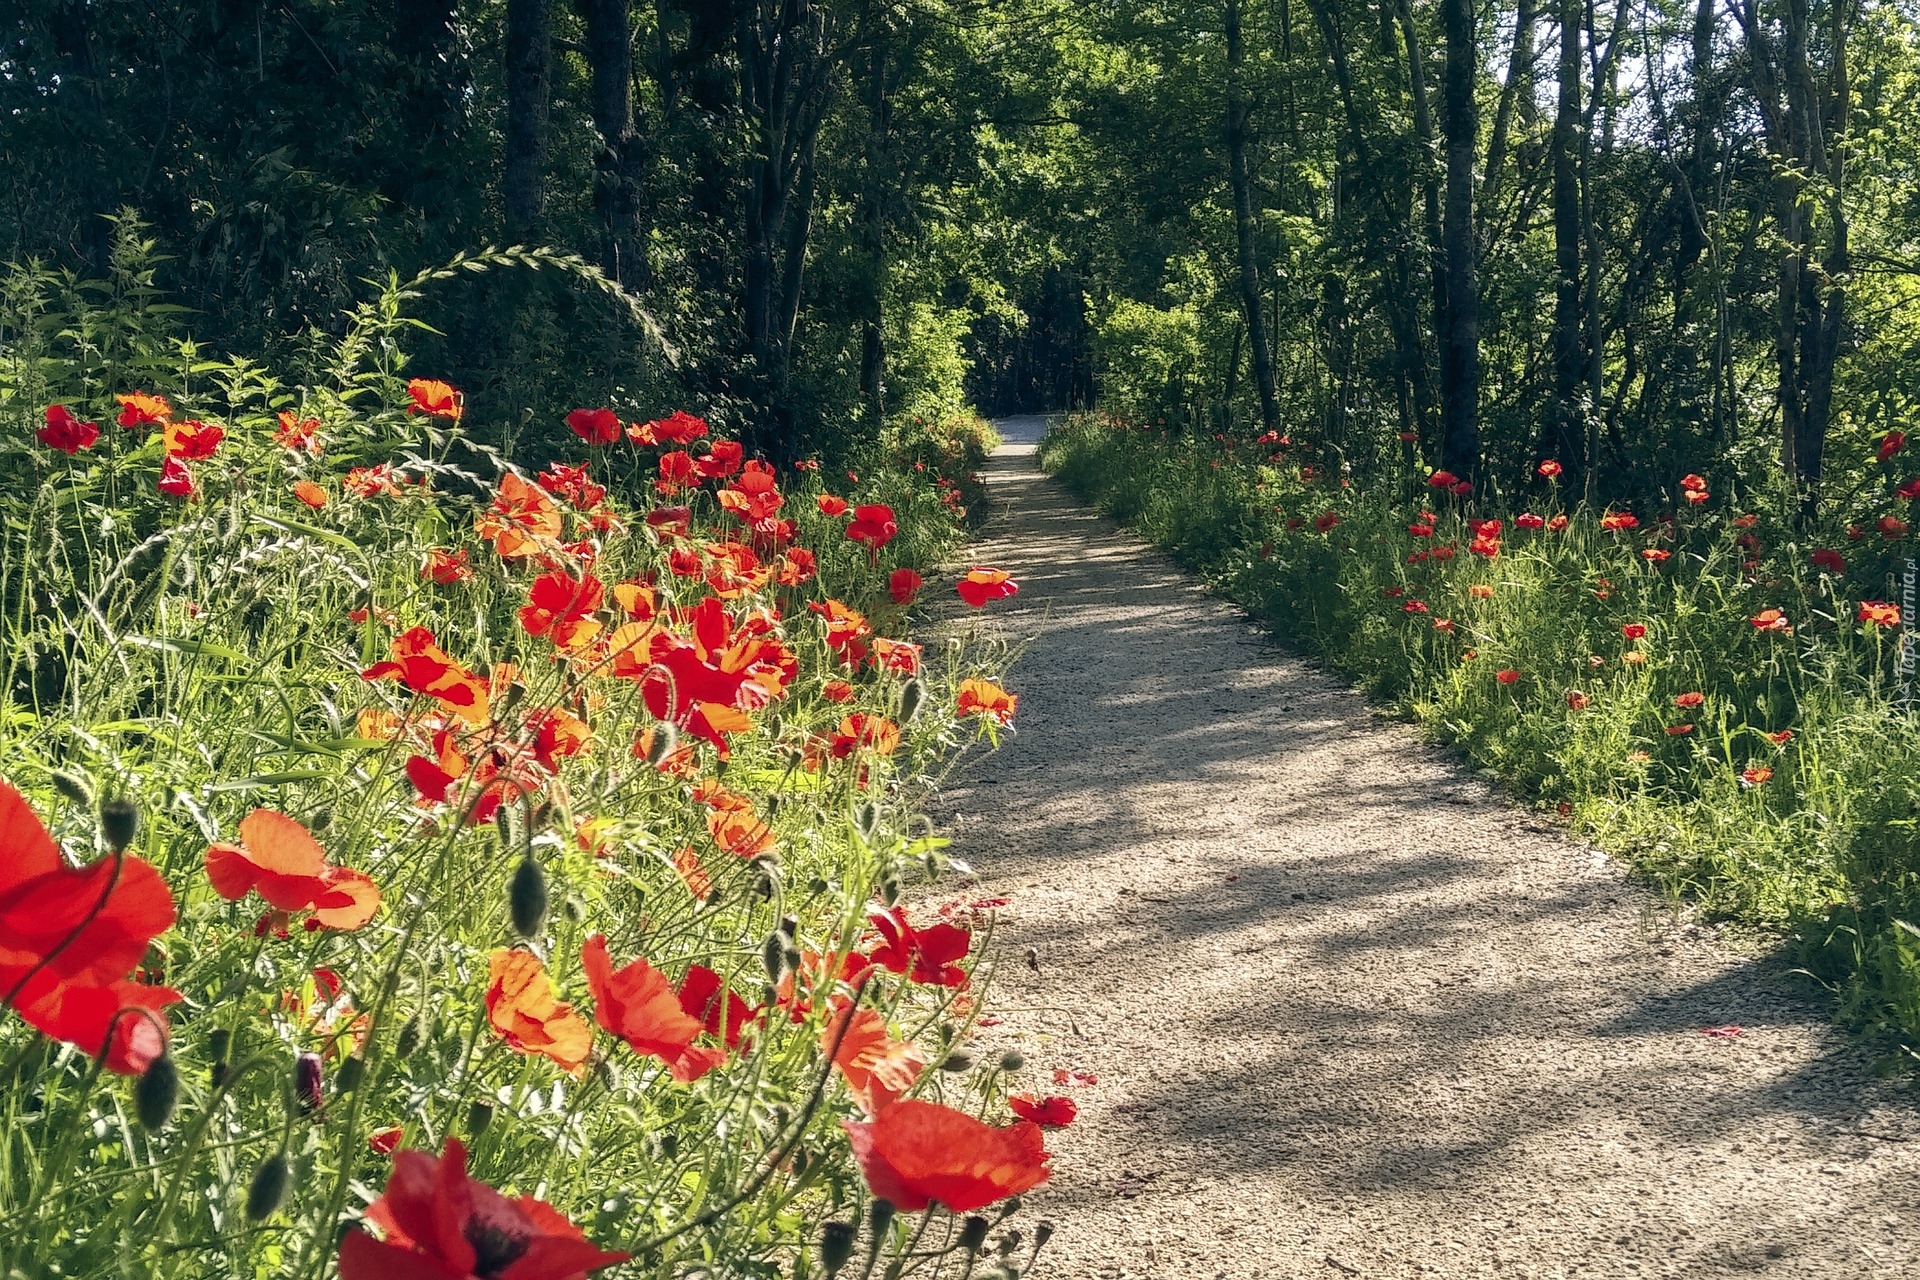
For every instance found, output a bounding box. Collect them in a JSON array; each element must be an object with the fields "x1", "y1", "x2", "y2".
[
  {"x1": 1665, "y1": 724, "x2": 1694, "y2": 735},
  {"x1": 421, "y1": 549, "x2": 474, "y2": 585},
  {"x1": 817, "y1": 494, "x2": 850, "y2": 517},
  {"x1": 154, "y1": 456, "x2": 196, "y2": 499},
  {"x1": 1403, "y1": 600, "x2": 1429, "y2": 614},
  {"x1": 1750, "y1": 609, "x2": 1791, "y2": 633},
  {"x1": 1641, "y1": 548, "x2": 1671, "y2": 563},
  {"x1": 843, "y1": 1099, "x2": 1051, "y2": 1213},
  {"x1": 1427, "y1": 470, "x2": 1459, "y2": 488},
  {"x1": 1314, "y1": 511, "x2": 1340, "y2": 532},
  {"x1": 823, "y1": 679, "x2": 857, "y2": 704},
  {"x1": 867, "y1": 906, "x2": 970, "y2": 988},
  {"x1": 291, "y1": 480, "x2": 328, "y2": 509},
  {"x1": 890, "y1": 569, "x2": 924, "y2": 605},
  {"x1": 162, "y1": 419, "x2": 223, "y2": 459},
  {"x1": 1598, "y1": 511, "x2": 1637, "y2": 531},
  {"x1": 1496, "y1": 669, "x2": 1521, "y2": 685},
  {"x1": 831, "y1": 713, "x2": 901, "y2": 760},
  {"x1": 1008, "y1": 1094, "x2": 1078, "y2": 1127},
  {"x1": 1881, "y1": 431, "x2": 1906, "y2": 462},
  {"x1": 1674, "y1": 691, "x2": 1705, "y2": 709},
  {"x1": 868, "y1": 637, "x2": 922, "y2": 677},
  {"x1": 826, "y1": 1004, "x2": 926, "y2": 1115},
  {"x1": 719, "y1": 461, "x2": 784, "y2": 522},
  {"x1": 1566, "y1": 690, "x2": 1590, "y2": 711},
  {"x1": 205, "y1": 809, "x2": 381, "y2": 932},
  {"x1": 956, "y1": 568, "x2": 1018, "y2": 608},
  {"x1": 1879, "y1": 515, "x2": 1908, "y2": 540},
  {"x1": 846, "y1": 504, "x2": 899, "y2": 553},
  {"x1": 1407, "y1": 522, "x2": 1435, "y2": 537},
  {"x1": 518, "y1": 570, "x2": 606, "y2": 652},
  {"x1": 1548, "y1": 514, "x2": 1569, "y2": 531},
  {"x1": 485, "y1": 949, "x2": 594, "y2": 1072},
  {"x1": 676, "y1": 963, "x2": 758, "y2": 1050},
  {"x1": 0, "y1": 782, "x2": 180, "y2": 1075},
  {"x1": 811, "y1": 599, "x2": 873, "y2": 656},
  {"x1": 656, "y1": 450, "x2": 697, "y2": 496},
  {"x1": 1537, "y1": 460, "x2": 1563, "y2": 478},
  {"x1": 1859, "y1": 601, "x2": 1901, "y2": 627},
  {"x1": 115, "y1": 391, "x2": 172, "y2": 429},
  {"x1": 338, "y1": 1137, "x2": 628, "y2": 1280},
  {"x1": 1741, "y1": 767, "x2": 1773, "y2": 786},
  {"x1": 695, "y1": 439, "x2": 745, "y2": 479},
  {"x1": 38, "y1": 405, "x2": 99, "y2": 454},
  {"x1": 628, "y1": 410, "x2": 709, "y2": 446},
  {"x1": 565, "y1": 407, "x2": 620, "y2": 445},
  {"x1": 405, "y1": 379, "x2": 462, "y2": 420},
  {"x1": 1807, "y1": 548, "x2": 1844, "y2": 576},
  {"x1": 1449, "y1": 480, "x2": 1473, "y2": 497},
  {"x1": 368, "y1": 1126, "x2": 404, "y2": 1156},
  {"x1": 1622, "y1": 623, "x2": 1647, "y2": 639},
  {"x1": 1515, "y1": 512, "x2": 1544, "y2": 530},
  {"x1": 579, "y1": 935, "x2": 714, "y2": 1081},
  {"x1": 776, "y1": 547, "x2": 817, "y2": 586},
  {"x1": 537, "y1": 462, "x2": 607, "y2": 511},
  {"x1": 1768, "y1": 729, "x2": 1794, "y2": 744}
]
